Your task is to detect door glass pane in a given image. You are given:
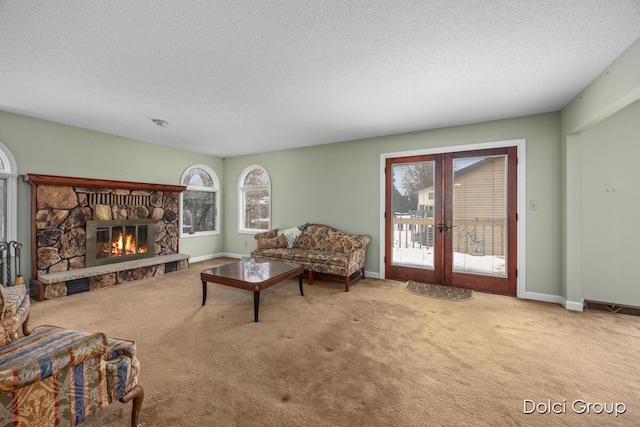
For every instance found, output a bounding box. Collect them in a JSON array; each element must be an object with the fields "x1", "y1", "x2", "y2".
[
  {"x1": 95, "y1": 227, "x2": 110, "y2": 260},
  {"x1": 125, "y1": 225, "x2": 137, "y2": 255},
  {"x1": 391, "y1": 161, "x2": 435, "y2": 268},
  {"x1": 112, "y1": 227, "x2": 125, "y2": 258},
  {"x1": 138, "y1": 225, "x2": 149, "y2": 253},
  {"x1": 452, "y1": 155, "x2": 507, "y2": 277}
]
